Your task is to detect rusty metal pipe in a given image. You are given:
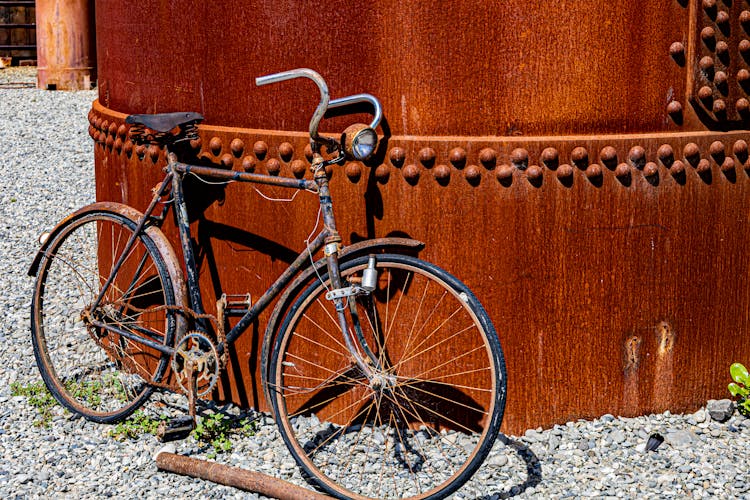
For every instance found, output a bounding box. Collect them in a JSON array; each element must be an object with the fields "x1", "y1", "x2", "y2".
[{"x1": 155, "y1": 451, "x2": 331, "y2": 499}]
